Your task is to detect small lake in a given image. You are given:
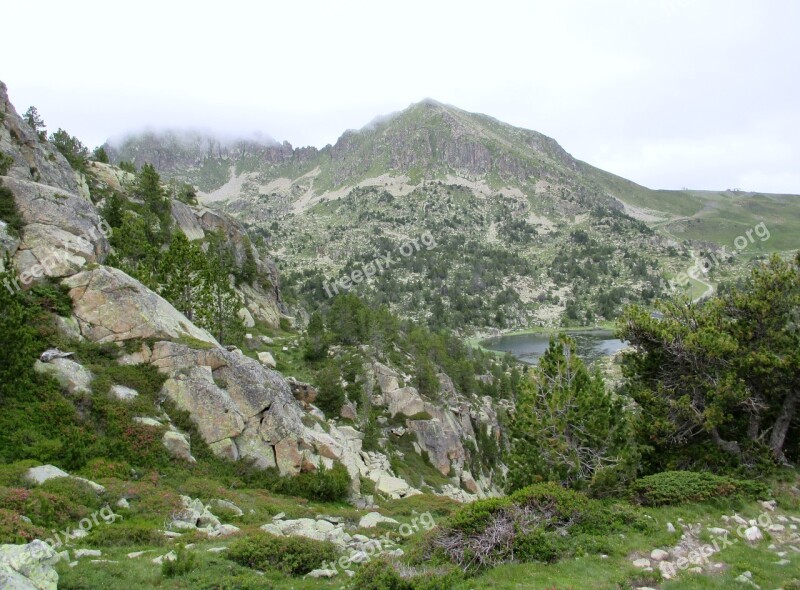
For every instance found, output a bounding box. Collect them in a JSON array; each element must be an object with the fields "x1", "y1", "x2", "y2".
[{"x1": 481, "y1": 329, "x2": 627, "y2": 365}]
